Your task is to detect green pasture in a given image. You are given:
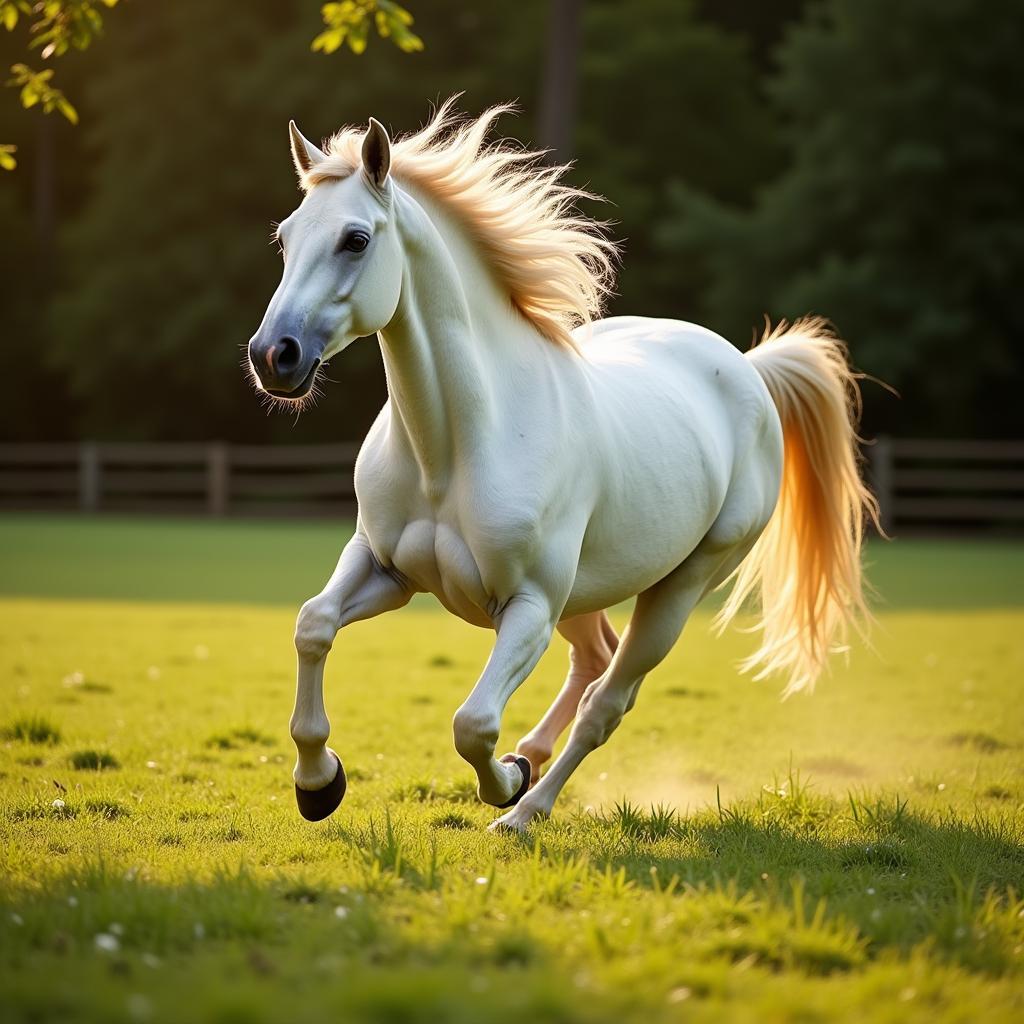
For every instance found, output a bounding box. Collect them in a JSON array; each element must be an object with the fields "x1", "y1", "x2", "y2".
[{"x1": 0, "y1": 516, "x2": 1022, "y2": 1023}]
